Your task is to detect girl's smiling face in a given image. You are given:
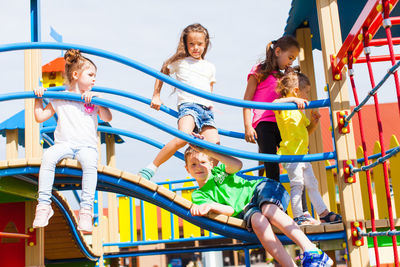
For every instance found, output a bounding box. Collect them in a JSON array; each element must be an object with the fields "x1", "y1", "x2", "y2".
[
  {"x1": 275, "y1": 46, "x2": 299, "y2": 70},
  {"x1": 186, "y1": 32, "x2": 206, "y2": 60}
]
